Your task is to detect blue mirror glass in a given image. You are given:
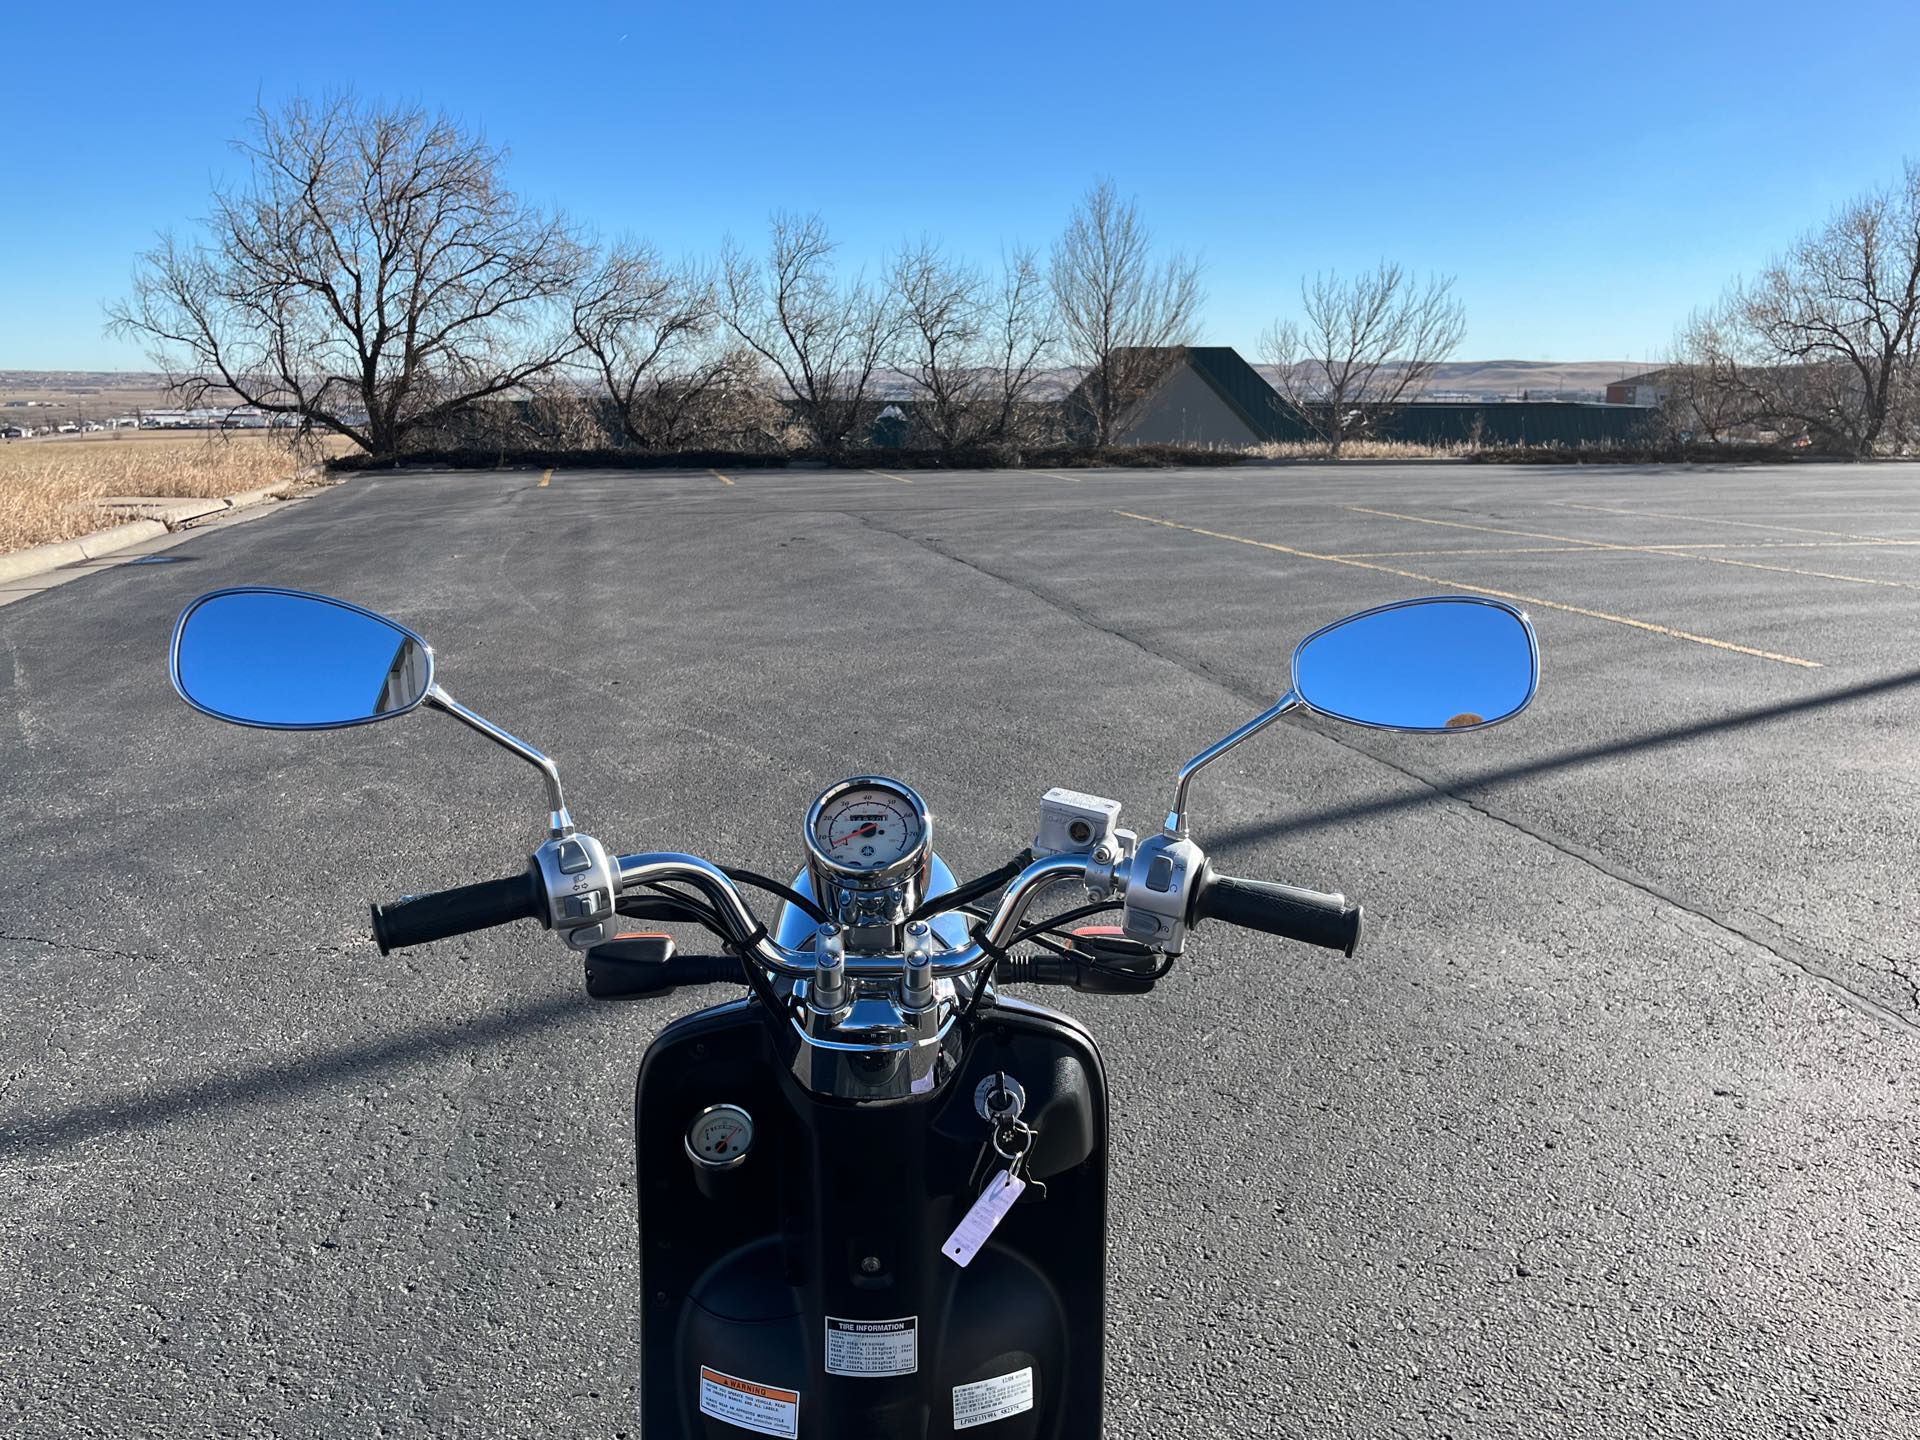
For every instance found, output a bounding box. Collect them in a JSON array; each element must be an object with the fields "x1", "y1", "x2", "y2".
[
  {"x1": 172, "y1": 589, "x2": 432, "y2": 729},
  {"x1": 1292, "y1": 598, "x2": 1538, "y2": 732}
]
